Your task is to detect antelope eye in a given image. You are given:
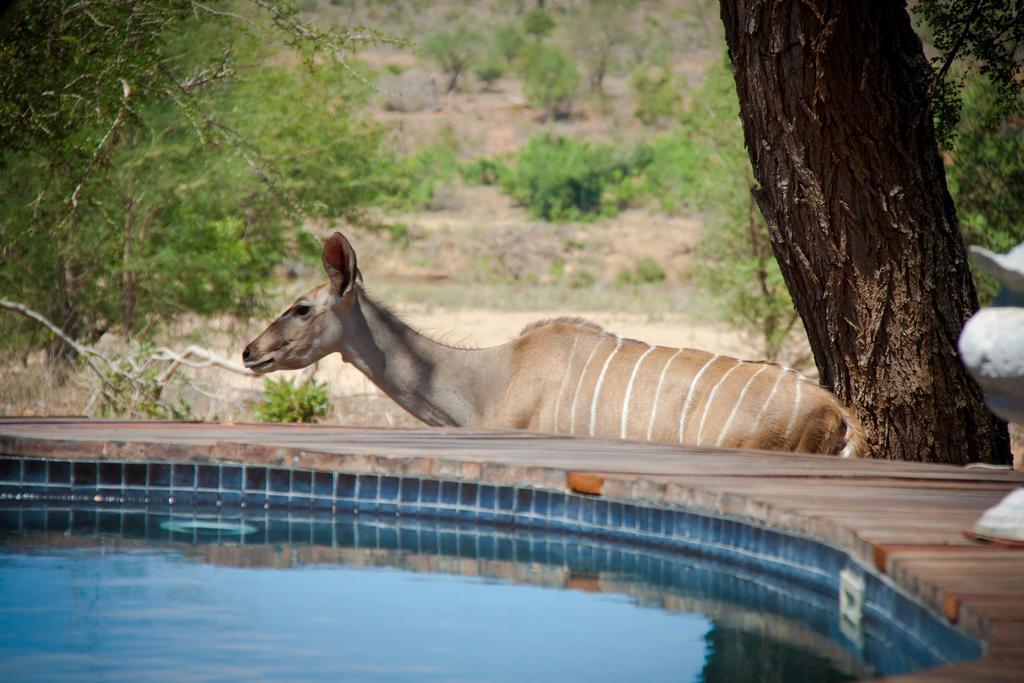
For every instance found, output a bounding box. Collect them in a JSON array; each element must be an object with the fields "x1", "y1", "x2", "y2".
[{"x1": 294, "y1": 304, "x2": 311, "y2": 316}]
